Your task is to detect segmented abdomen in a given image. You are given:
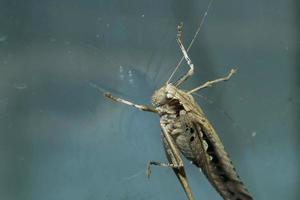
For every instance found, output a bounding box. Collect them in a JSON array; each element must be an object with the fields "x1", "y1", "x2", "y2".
[{"x1": 160, "y1": 111, "x2": 253, "y2": 200}]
